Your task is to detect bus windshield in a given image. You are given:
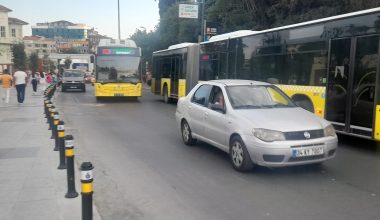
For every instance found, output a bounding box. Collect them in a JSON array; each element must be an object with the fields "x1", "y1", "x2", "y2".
[{"x1": 96, "y1": 56, "x2": 140, "y2": 84}]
